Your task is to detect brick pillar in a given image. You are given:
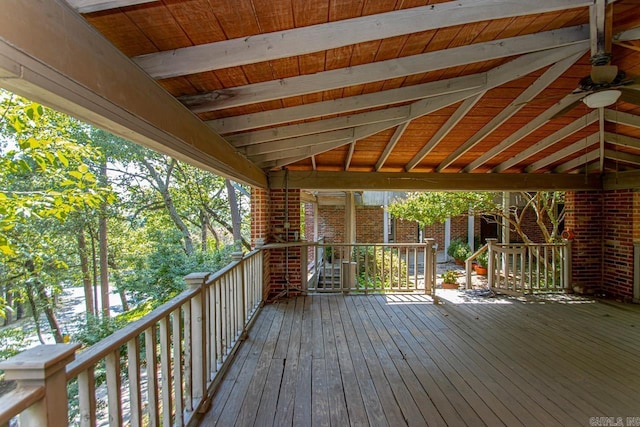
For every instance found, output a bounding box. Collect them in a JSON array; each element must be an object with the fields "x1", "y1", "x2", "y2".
[
  {"x1": 251, "y1": 187, "x2": 271, "y2": 300},
  {"x1": 565, "y1": 191, "x2": 603, "y2": 294},
  {"x1": 602, "y1": 189, "x2": 635, "y2": 300},
  {"x1": 267, "y1": 188, "x2": 302, "y2": 300}
]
